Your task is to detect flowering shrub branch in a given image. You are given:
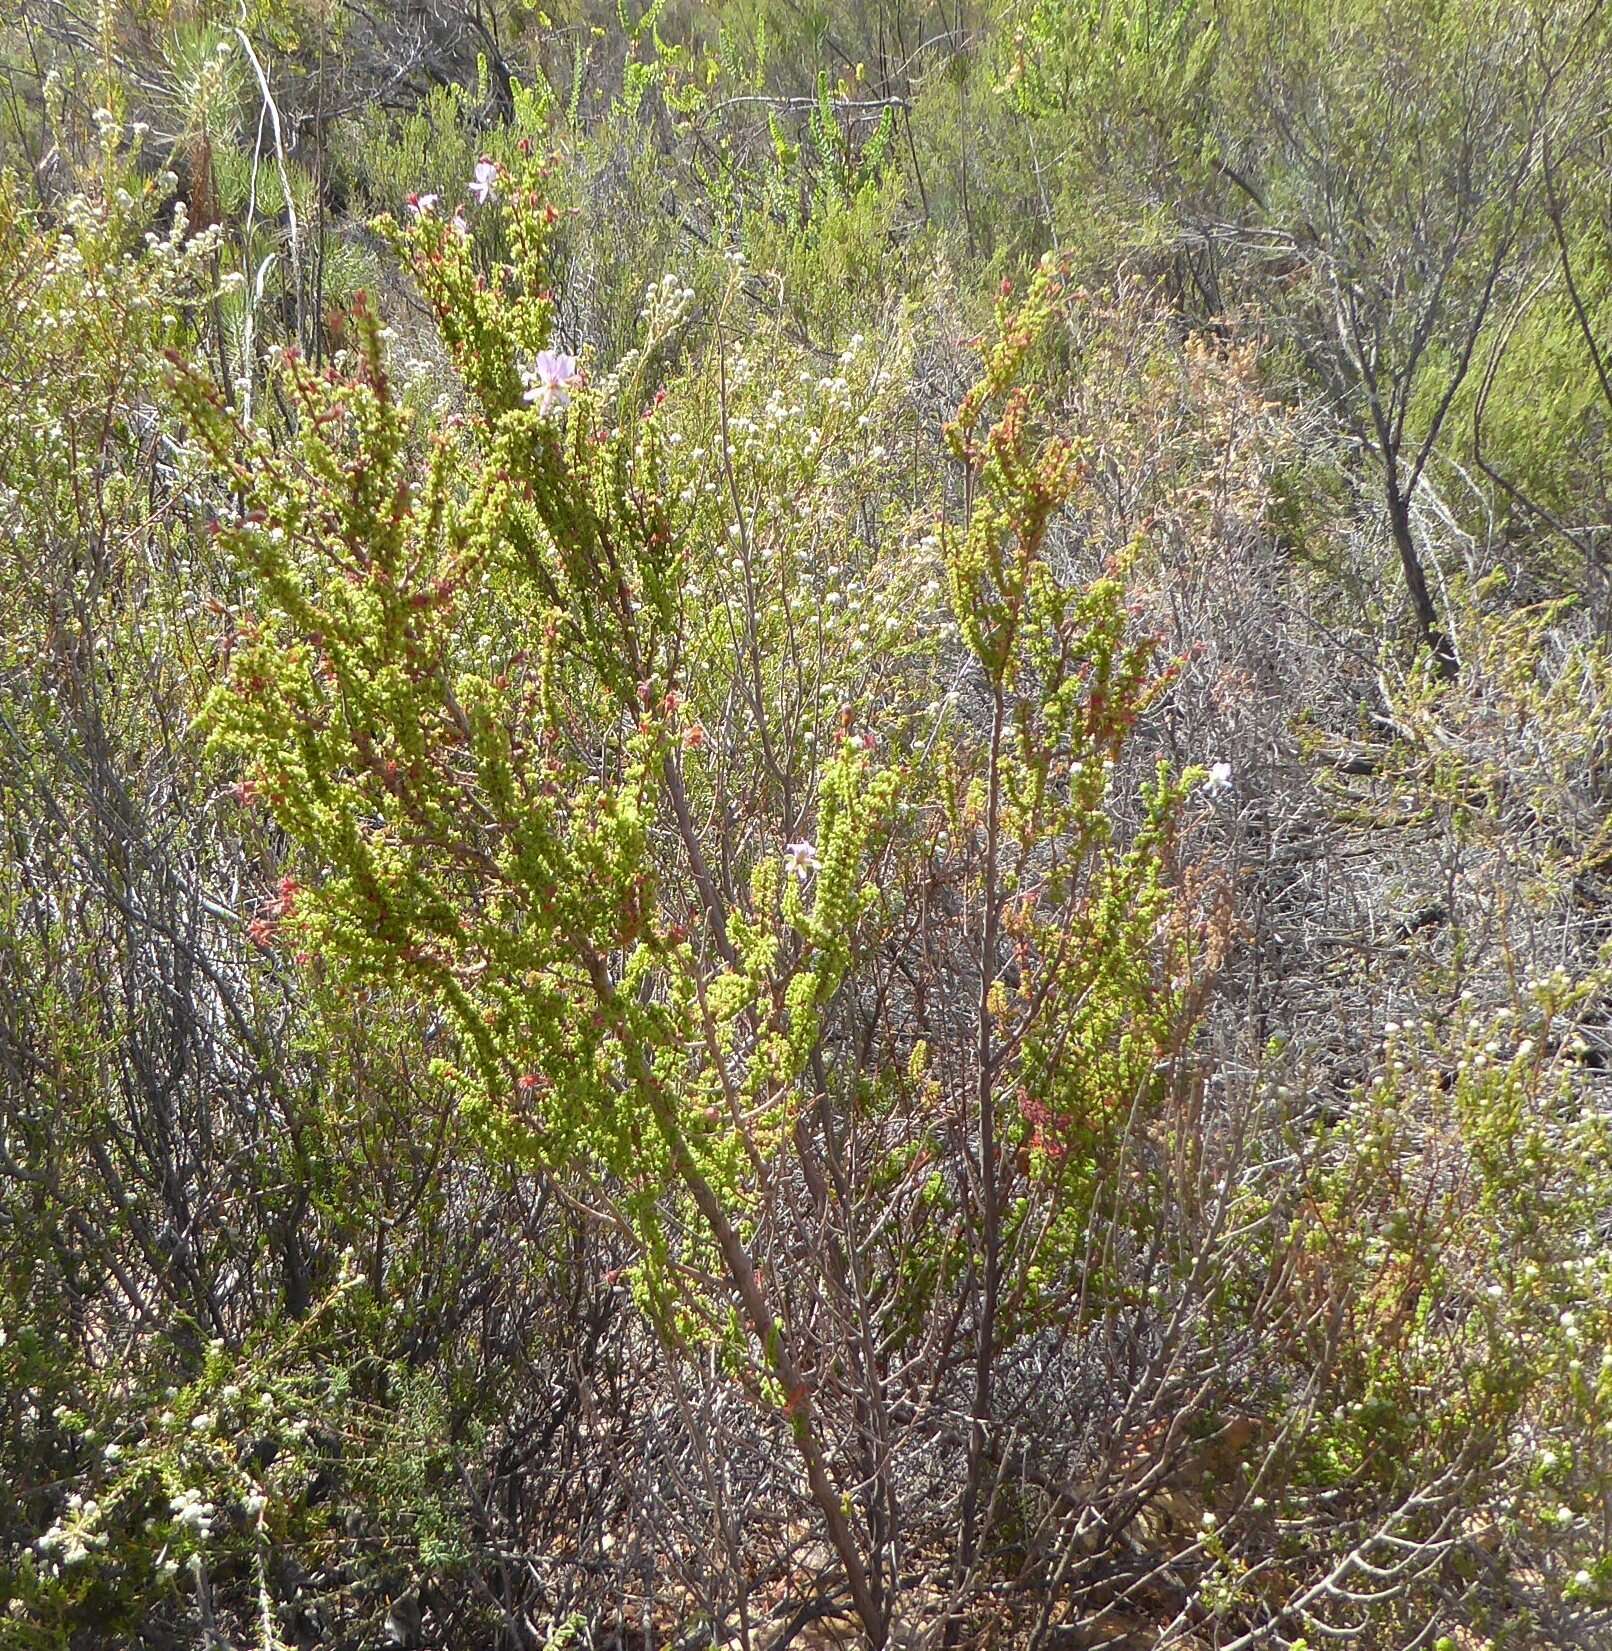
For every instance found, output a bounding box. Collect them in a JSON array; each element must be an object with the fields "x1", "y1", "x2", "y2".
[{"x1": 163, "y1": 157, "x2": 1206, "y2": 1641}]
